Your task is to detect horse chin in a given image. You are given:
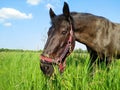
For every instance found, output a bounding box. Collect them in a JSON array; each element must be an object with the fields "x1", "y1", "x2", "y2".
[{"x1": 40, "y1": 62, "x2": 54, "y2": 77}]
